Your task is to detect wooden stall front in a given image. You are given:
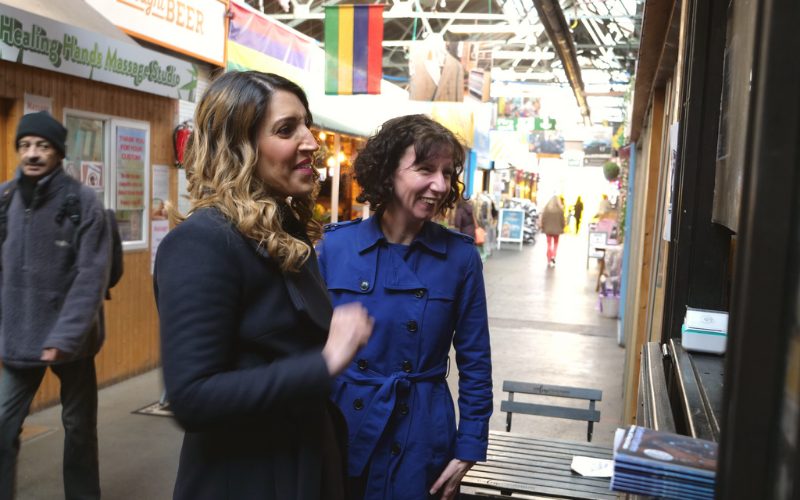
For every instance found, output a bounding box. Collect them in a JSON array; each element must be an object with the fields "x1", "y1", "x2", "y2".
[{"x1": 0, "y1": 61, "x2": 176, "y2": 411}]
